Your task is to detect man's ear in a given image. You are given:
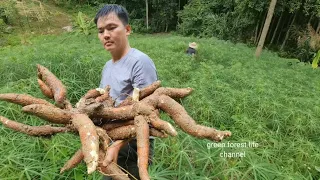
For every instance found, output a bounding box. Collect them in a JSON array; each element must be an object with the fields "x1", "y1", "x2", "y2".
[{"x1": 125, "y1": 25, "x2": 131, "y2": 35}]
